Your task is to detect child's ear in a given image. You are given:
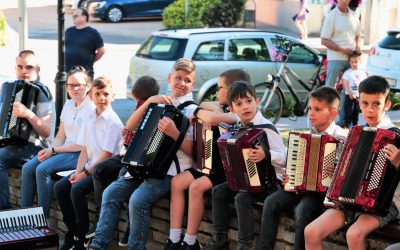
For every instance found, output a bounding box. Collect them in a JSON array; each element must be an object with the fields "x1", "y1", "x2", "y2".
[
  {"x1": 255, "y1": 97, "x2": 260, "y2": 106},
  {"x1": 384, "y1": 99, "x2": 391, "y2": 111},
  {"x1": 167, "y1": 73, "x2": 171, "y2": 84},
  {"x1": 330, "y1": 108, "x2": 338, "y2": 120}
]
